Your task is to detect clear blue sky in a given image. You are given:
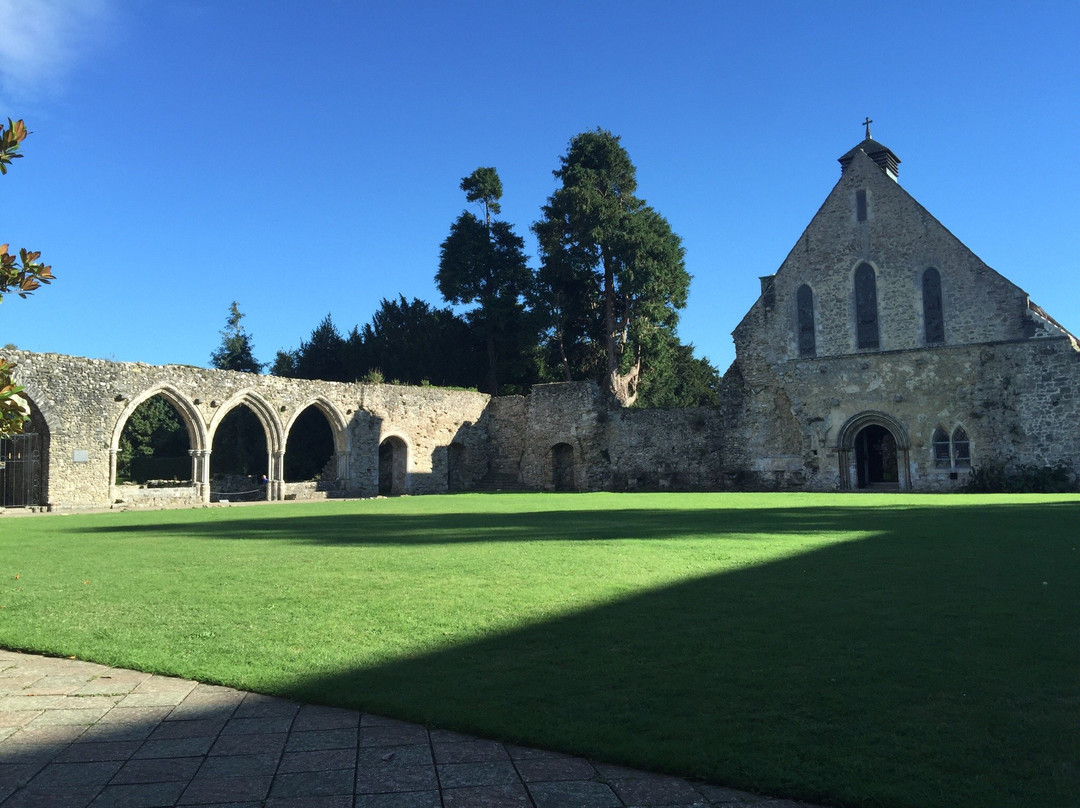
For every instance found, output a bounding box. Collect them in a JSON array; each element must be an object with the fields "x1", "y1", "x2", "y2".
[{"x1": 2, "y1": 0, "x2": 1077, "y2": 375}]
